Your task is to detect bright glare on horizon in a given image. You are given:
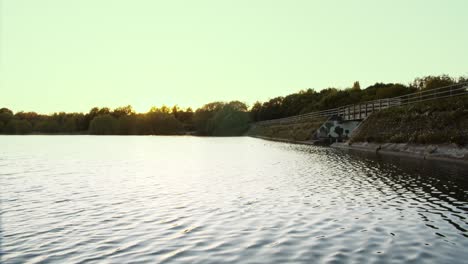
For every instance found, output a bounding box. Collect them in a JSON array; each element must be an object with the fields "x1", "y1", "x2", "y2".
[{"x1": 1, "y1": 0, "x2": 467, "y2": 114}]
